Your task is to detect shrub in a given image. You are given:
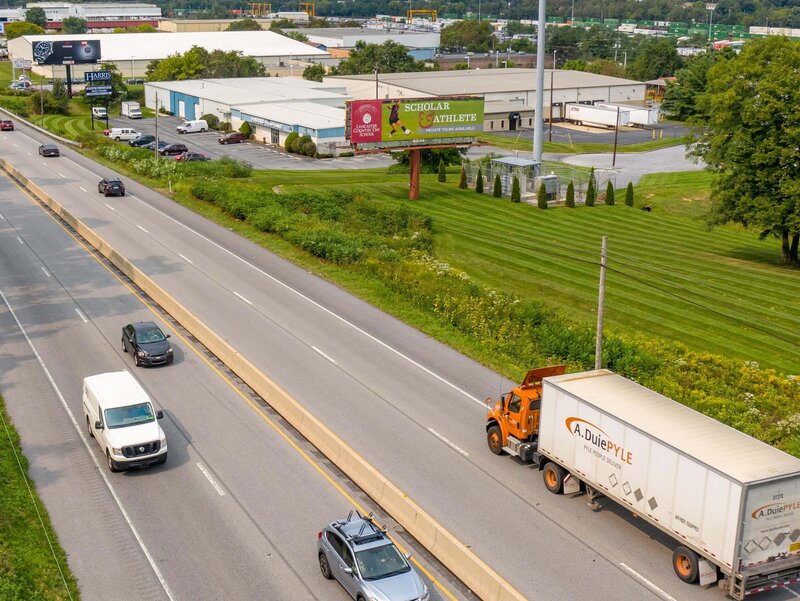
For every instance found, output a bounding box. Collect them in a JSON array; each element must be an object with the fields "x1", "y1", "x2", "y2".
[
  {"x1": 585, "y1": 168, "x2": 596, "y2": 206},
  {"x1": 511, "y1": 176, "x2": 521, "y2": 203},
  {"x1": 221, "y1": 121, "x2": 232, "y2": 132},
  {"x1": 284, "y1": 132, "x2": 299, "y2": 152},
  {"x1": 458, "y1": 165, "x2": 467, "y2": 189},
  {"x1": 301, "y1": 140, "x2": 317, "y2": 157},
  {"x1": 625, "y1": 181, "x2": 634, "y2": 206},
  {"x1": 249, "y1": 203, "x2": 298, "y2": 234},
  {"x1": 538, "y1": 181, "x2": 548, "y2": 209},
  {"x1": 605, "y1": 181, "x2": 615, "y2": 205},
  {"x1": 475, "y1": 168, "x2": 483, "y2": 193},
  {"x1": 239, "y1": 121, "x2": 252, "y2": 138},
  {"x1": 493, "y1": 174, "x2": 502, "y2": 197},
  {"x1": 565, "y1": 181, "x2": 575, "y2": 207},
  {"x1": 183, "y1": 156, "x2": 252, "y2": 178},
  {"x1": 438, "y1": 159, "x2": 446, "y2": 183},
  {"x1": 290, "y1": 226, "x2": 365, "y2": 264},
  {"x1": 339, "y1": 151, "x2": 355, "y2": 157},
  {"x1": 294, "y1": 134, "x2": 312, "y2": 154},
  {"x1": 201, "y1": 113, "x2": 220, "y2": 129}
]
